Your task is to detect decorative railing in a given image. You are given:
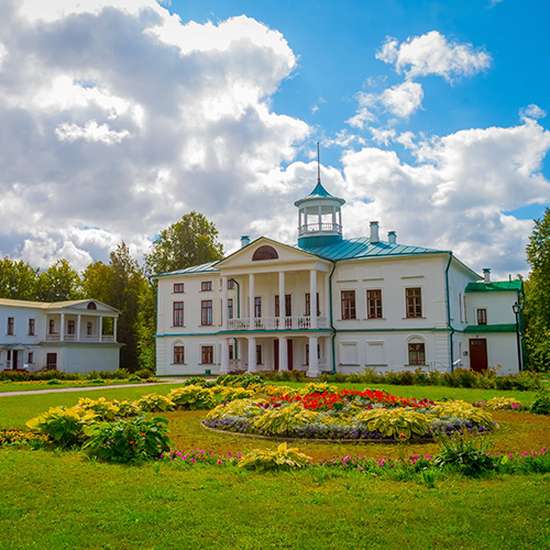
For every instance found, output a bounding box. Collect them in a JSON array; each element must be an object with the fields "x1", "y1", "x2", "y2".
[
  {"x1": 46, "y1": 333, "x2": 115, "y2": 343},
  {"x1": 226, "y1": 316, "x2": 329, "y2": 331},
  {"x1": 298, "y1": 222, "x2": 341, "y2": 234}
]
